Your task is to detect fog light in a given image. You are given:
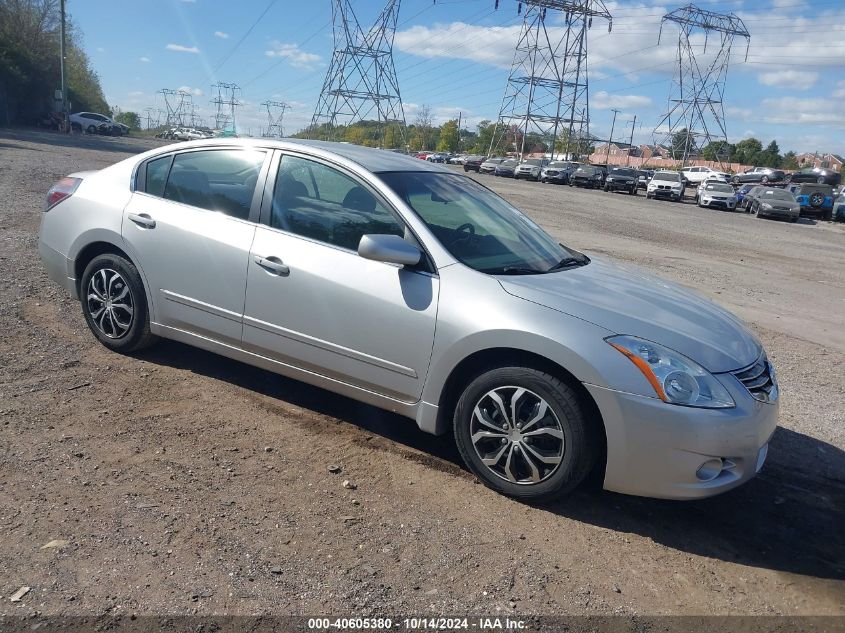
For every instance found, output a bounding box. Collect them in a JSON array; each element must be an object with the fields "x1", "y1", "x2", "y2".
[{"x1": 696, "y1": 458, "x2": 723, "y2": 482}]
